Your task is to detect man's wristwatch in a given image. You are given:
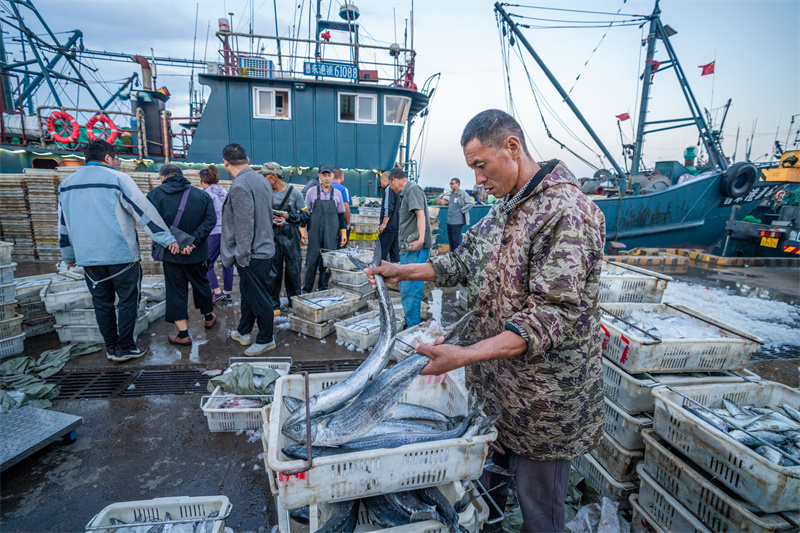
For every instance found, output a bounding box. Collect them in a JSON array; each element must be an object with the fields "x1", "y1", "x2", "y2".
[{"x1": 504, "y1": 322, "x2": 530, "y2": 342}]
